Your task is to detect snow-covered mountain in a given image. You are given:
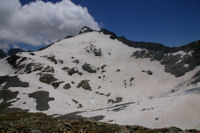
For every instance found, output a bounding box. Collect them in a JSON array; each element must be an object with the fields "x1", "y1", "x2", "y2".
[{"x1": 0, "y1": 27, "x2": 200, "y2": 130}]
